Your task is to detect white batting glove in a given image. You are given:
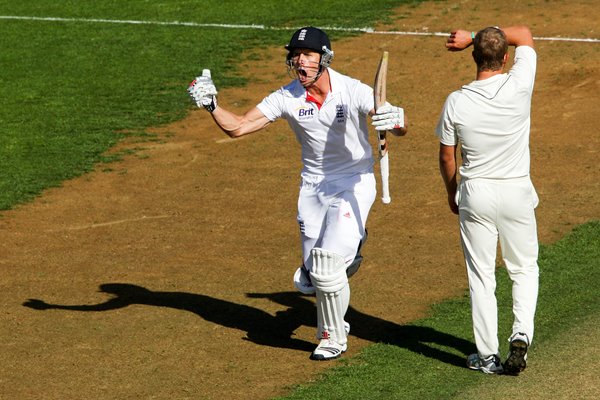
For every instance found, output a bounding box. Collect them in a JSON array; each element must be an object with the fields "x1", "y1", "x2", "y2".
[
  {"x1": 371, "y1": 104, "x2": 404, "y2": 131},
  {"x1": 188, "y1": 69, "x2": 218, "y2": 112}
]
